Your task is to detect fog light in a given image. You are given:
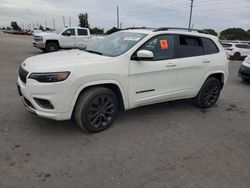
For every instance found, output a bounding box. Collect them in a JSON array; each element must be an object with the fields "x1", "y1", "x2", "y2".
[{"x1": 34, "y1": 98, "x2": 54, "y2": 109}]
